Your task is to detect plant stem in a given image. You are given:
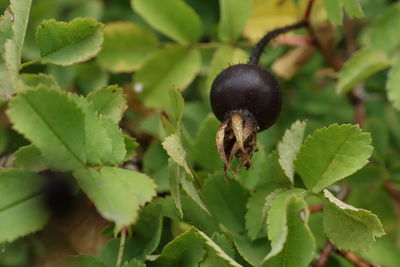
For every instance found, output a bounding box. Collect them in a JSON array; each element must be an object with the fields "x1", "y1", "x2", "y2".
[
  {"x1": 337, "y1": 250, "x2": 376, "y2": 267},
  {"x1": 19, "y1": 58, "x2": 40, "y2": 70},
  {"x1": 315, "y1": 241, "x2": 334, "y2": 267},
  {"x1": 383, "y1": 181, "x2": 400, "y2": 203},
  {"x1": 249, "y1": 20, "x2": 307, "y2": 64},
  {"x1": 116, "y1": 228, "x2": 127, "y2": 267}
]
